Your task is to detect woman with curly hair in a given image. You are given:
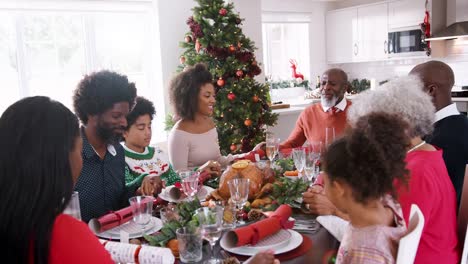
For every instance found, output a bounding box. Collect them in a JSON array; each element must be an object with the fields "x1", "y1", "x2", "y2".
[
  {"x1": 168, "y1": 63, "x2": 243, "y2": 171},
  {"x1": 348, "y1": 76, "x2": 460, "y2": 264},
  {"x1": 322, "y1": 112, "x2": 409, "y2": 263}
]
